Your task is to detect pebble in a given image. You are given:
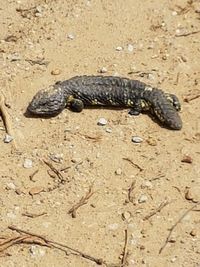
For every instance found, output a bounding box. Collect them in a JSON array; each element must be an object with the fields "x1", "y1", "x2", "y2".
[
  {"x1": 172, "y1": 11, "x2": 178, "y2": 16},
  {"x1": 107, "y1": 223, "x2": 119, "y2": 230},
  {"x1": 35, "y1": 12, "x2": 43, "y2": 17},
  {"x1": 7, "y1": 52, "x2": 21, "y2": 61},
  {"x1": 115, "y1": 168, "x2": 122, "y2": 175},
  {"x1": 138, "y1": 194, "x2": 148, "y2": 203},
  {"x1": 171, "y1": 256, "x2": 177, "y2": 263},
  {"x1": 23, "y1": 158, "x2": 33, "y2": 168},
  {"x1": 181, "y1": 155, "x2": 193, "y2": 164},
  {"x1": 7, "y1": 211, "x2": 16, "y2": 219},
  {"x1": 169, "y1": 234, "x2": 176, "y2": 243},
  {"x1": 190, "y1": 229, "x2": 197, "y2": 237},
  {"x1": 99, "y1": 67, "x2": 107, "y2": 73},
  {"x1": 147, "y1": 73, "x2": 155, "y2": 81},
  {"x1": 30, "y1": 245, "x2": 46, "y2": 257},
  {"x1": 146, "y1": 136, "x2": 157, "y2": 146},
  {"x1": 36, "y1": 5, "x2": 43, "y2": 13},
  {"x1": 131, "y1": 136, "x2": 143, "y2": 143},
  {"x1": 4, "y1": 134, "x2": 13, "y2": 143},
  {"x1": 97, "y1": 118, "x2": 107, "y2": 126},
  {"x1": 116, "y1": 46, "x2": 123, "y2": 51},
  {"x1": 67, "y1": 34, "x2": 75, "y2": 40},
  {"x1": 185, "y1": 187, "x2": 199, "y2": 202},
  {"x1": 51, "y1": 69, "x2": 61, "y2": 75},
  {"x1": 49, "y1": 153, "x2": 63, "y2": 163},
  {"x1": 127, "y1": 44, "x2": 134, "y2": 52},
  {"x1": 141, "y1": 181, "x2": 153, "y2": 189},
  {"x1": 6, "y1": 182, "x2": 16, "y2": 190},
  {"x1": 105, "y1": 128, "x2": 112, "y2": 133}
]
